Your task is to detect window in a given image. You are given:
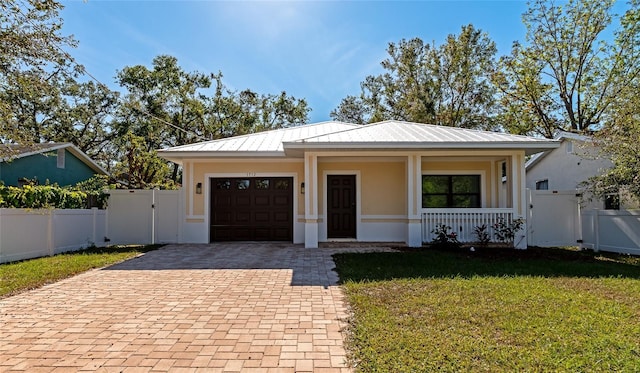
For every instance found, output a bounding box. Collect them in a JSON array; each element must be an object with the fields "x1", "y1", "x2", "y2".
[
  {"x1": 57, "y1": 149, "x2": 65, "y2": 169},
  {"x1": 216, "y1": 180, "x2": 231, "y2": 189},
  {"x1": 235, "y1": 179, "x2": 250, "y2": 190},
  {"x1": 422, "y1": 175, "x2": 481, "y2": 208},
  {"x1": 255, "y1": 179, "x2": 270, "y2": 189},
  {"x1": 535, "y1": 179, "x2": 549, "y2": 190},
  {"x1": 275, "y1": 179, "x2": 290, "y2": 190},
  {"x1": 566, "y1": 141, "x2": 573, "y2": 154},
  {"x1": 605, "y1": 194, "x2": 620, "y2": 210}
]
